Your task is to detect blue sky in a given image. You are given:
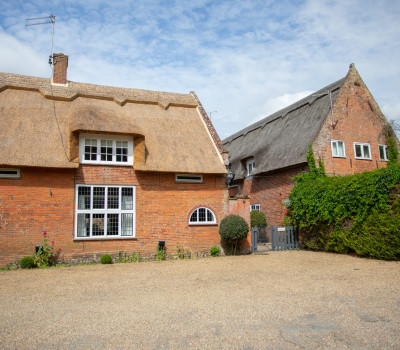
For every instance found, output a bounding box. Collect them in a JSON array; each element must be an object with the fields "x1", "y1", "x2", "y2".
[{"x1": 1, "y1": 0, "x2": 399, "y2": 139}]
